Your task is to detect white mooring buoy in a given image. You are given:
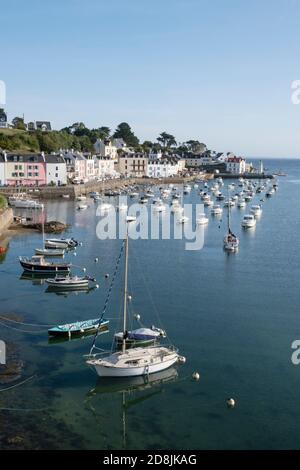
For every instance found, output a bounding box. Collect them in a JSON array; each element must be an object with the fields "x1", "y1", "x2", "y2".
[
  {"x1": 128, "y1": 295, "x2": 132, "y2": 301},
  {"x1": 192, "y1": 371, "x2": 200, "y2": 381},
  {"x1": 94, "y1": 257, "x2": 99, "y2": 263},
  {"x1": 95, "y1": 284, "x2": 99, "y2": 289},
  {"x1": 105, "y1": 273, "x2": 109, "y2": 279},
  {"x1": 134, "y1": 314, "x2": 141, "y2": 321},
  {"x1": 227, "y1": 398, "x2": 236, "y2": 408}
]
